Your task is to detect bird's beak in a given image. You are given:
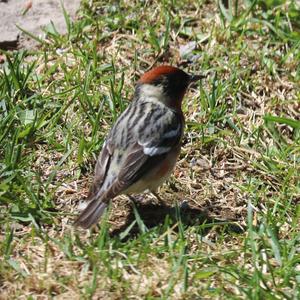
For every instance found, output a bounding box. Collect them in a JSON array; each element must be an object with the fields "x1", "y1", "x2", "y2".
[
  {"x1": 188, "y1": 74, "x2": 206, "y2": 88},
  {"x1": 189, "y1": 74, "x2": 206, "y2": 83}
]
